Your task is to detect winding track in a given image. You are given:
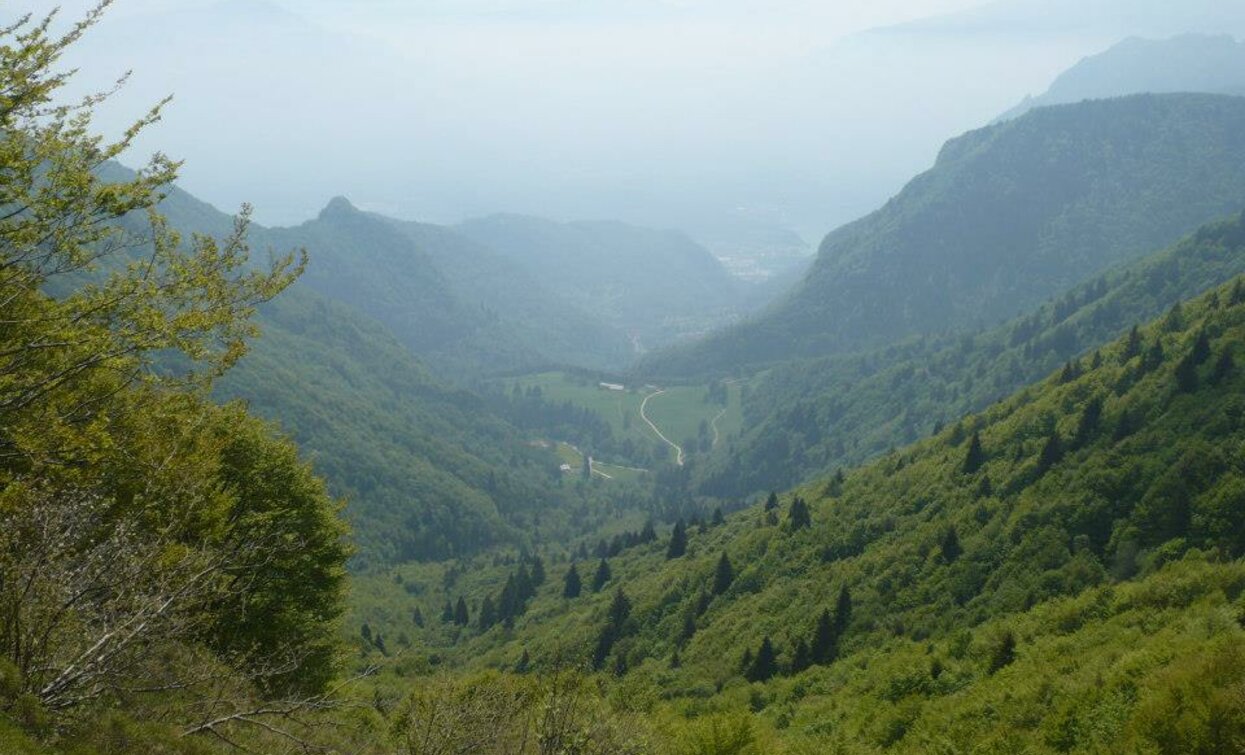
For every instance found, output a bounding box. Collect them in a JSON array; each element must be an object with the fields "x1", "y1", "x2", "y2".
[
  {"x1": 709, "y1": 406, "x2": 728, "y2": 448},
  {"x1": 640, "y1": 389, "x2": 685, "y2": 466}
]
